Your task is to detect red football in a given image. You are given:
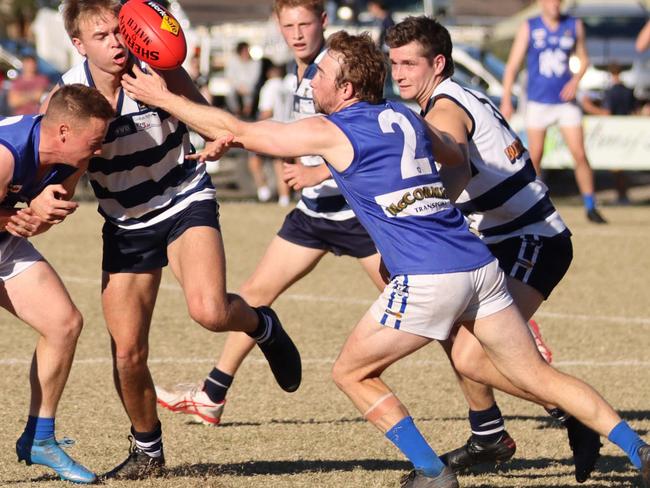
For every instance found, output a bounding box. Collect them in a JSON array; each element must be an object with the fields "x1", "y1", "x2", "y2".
[{"x1": 119, "y1": 0, "x2": 187, "y2": 70}]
